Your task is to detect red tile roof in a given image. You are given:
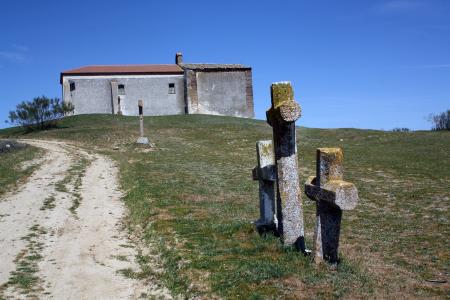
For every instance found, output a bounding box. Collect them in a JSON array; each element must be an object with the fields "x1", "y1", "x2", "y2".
[{"x1": 60, "y1": 64, "x2": 184, "y2": 83}]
